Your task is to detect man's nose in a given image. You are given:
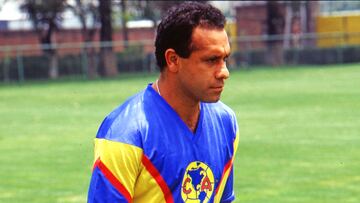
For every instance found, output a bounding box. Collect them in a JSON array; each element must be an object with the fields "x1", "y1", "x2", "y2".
[{"x1": 215, "y1": 63, "x2": 229, "y2": 80}]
